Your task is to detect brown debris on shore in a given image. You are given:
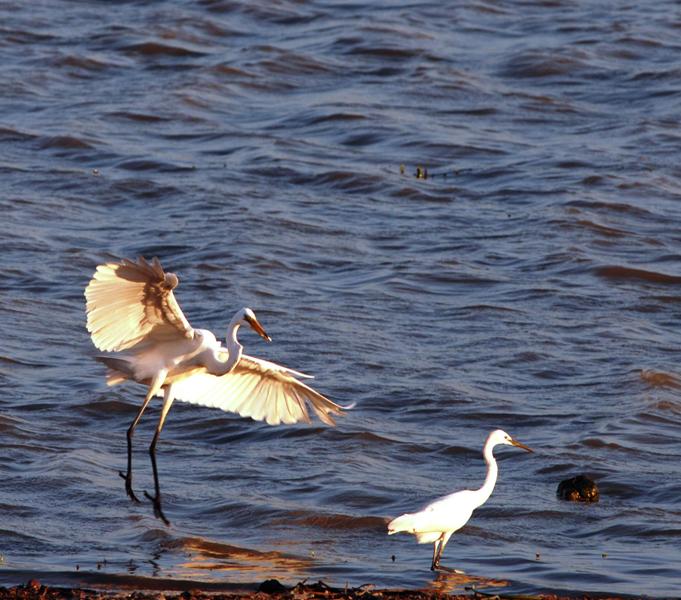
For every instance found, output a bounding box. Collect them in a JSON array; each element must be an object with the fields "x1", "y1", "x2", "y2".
[{"x1": 0, "y1": 579, "x2": 648, "y2": 600}]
